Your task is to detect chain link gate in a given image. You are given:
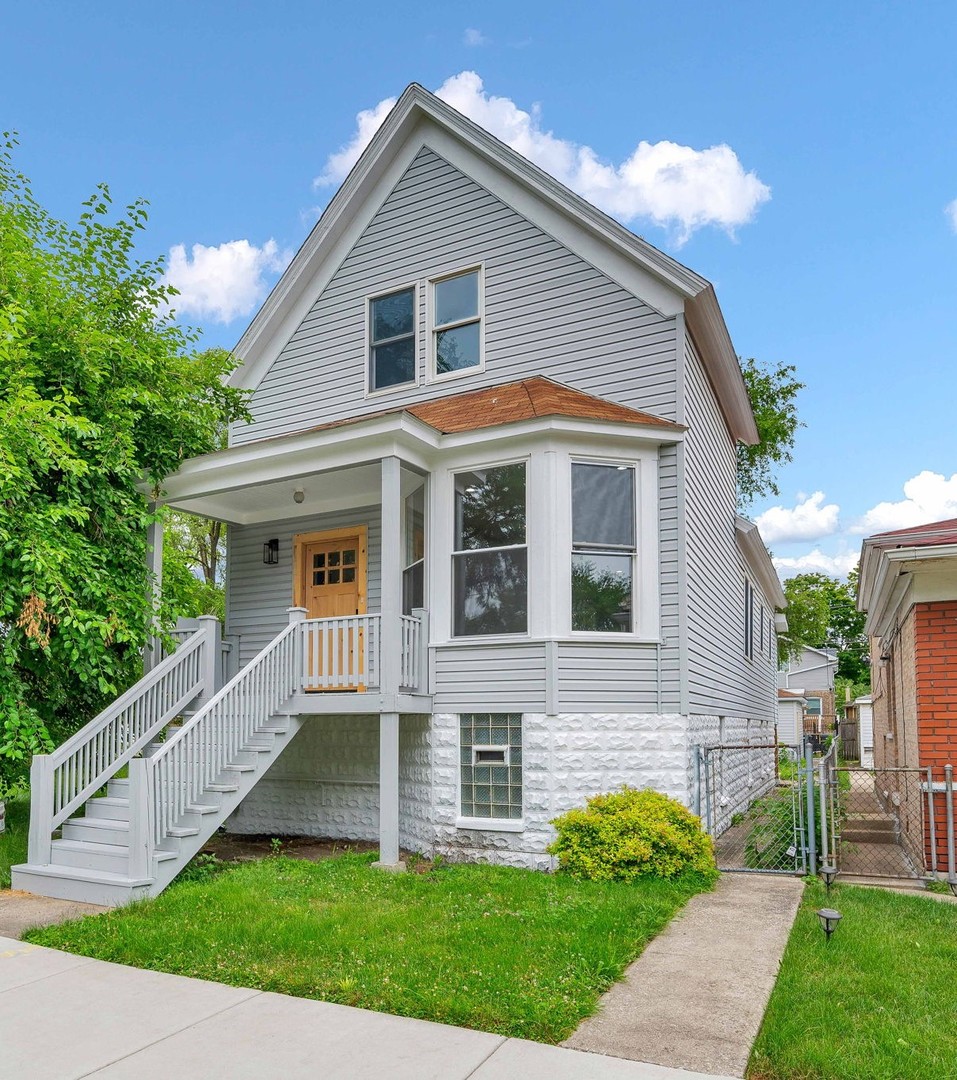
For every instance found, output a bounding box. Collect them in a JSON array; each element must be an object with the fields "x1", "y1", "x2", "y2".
[{"x1": 693, "y1": 741, "x2": 808, "y2": 874}]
